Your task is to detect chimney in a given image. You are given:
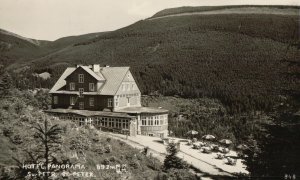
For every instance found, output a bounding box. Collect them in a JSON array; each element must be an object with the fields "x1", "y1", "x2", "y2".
[{"x1": 92, "y1": 64, "x2": 100, "y2": 72}]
